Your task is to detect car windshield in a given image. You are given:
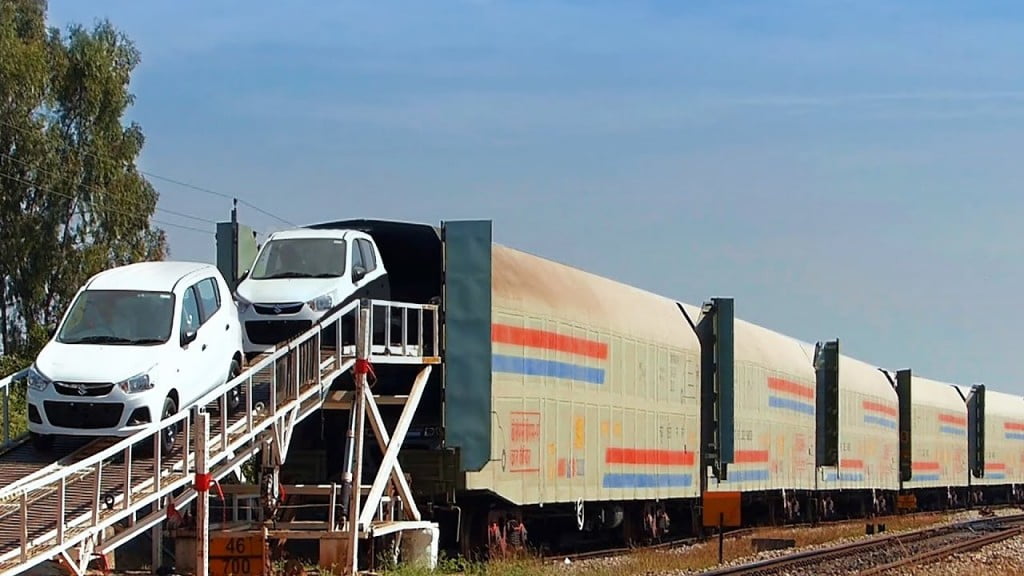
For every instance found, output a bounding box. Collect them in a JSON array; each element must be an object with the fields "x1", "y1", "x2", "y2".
[
  {"x1": 56, "y1": 290, "x2": 176, "y2": 345},
  {"x1": 249, "y1": 237, "x2": 347, "y2": 279}
]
